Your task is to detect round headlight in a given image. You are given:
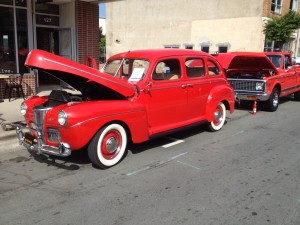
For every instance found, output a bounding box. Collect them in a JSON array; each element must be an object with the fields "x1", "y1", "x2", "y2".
[
  {"x1": 256, "y1": 82, "x2": 264, "y2": 91},
  {"x1": 58, "y1": 110, "x2": 68, "y2": 126},
  {"x1": 20, "y1": 102, "x2": 27, "y2": 116}
]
